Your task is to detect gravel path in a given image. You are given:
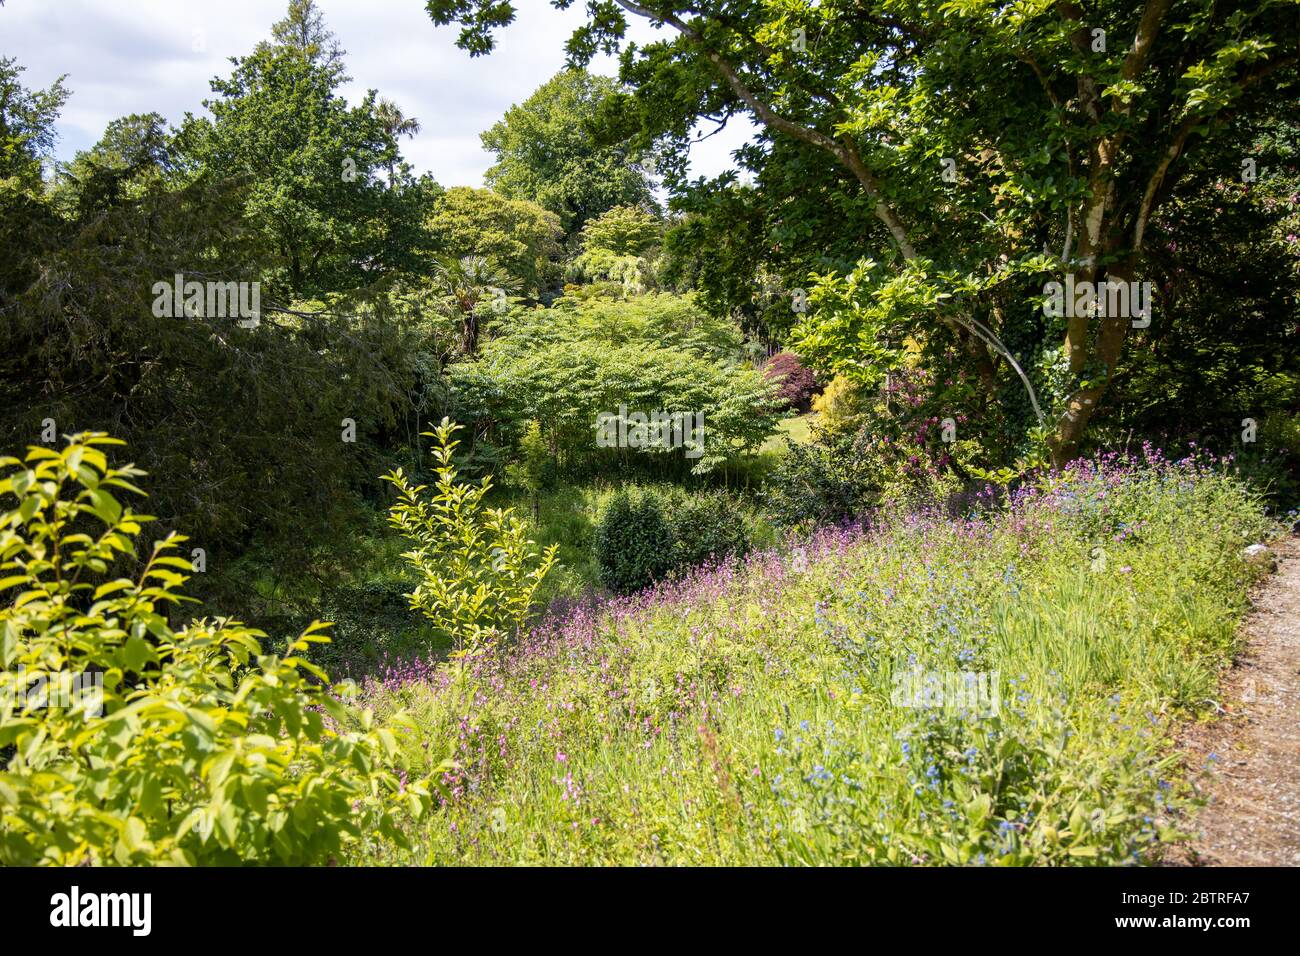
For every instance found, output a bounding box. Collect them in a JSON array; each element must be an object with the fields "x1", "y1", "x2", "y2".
[{"x1": 1177, "y1": 535, "x2": 1300, "y2": 866}]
